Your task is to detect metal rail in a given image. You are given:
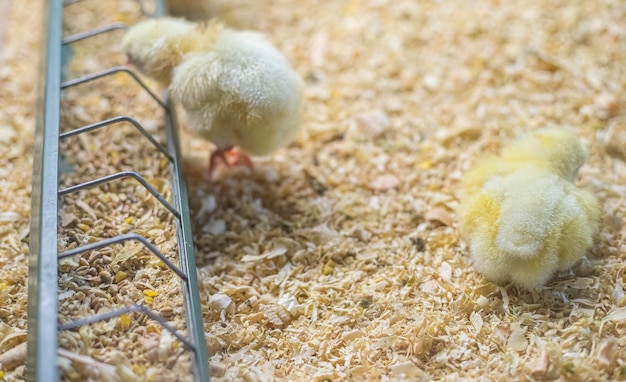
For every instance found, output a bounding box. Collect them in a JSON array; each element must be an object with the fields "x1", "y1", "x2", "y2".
[
  {"x1": 163, "y1": 93, "x2": 210, "y2": 381},
  {"x1": 58, "y1": 170, "x2": 181, "y2": 218},
  {"x1": 62, "y1": 22, "x2": 127, "y2": 45},
  {"x1": 28, "y1": 1, "x2": 210, "y2": 381},
  {"x1": 60, "y1": 66, "x2": 167, "y2": 108},
  {"x1": 59, "y1": 116, "x2": 173, "y2": 159},
  {"x1": 58, "y1": 233, "x2": 188, "y2": 280},
  {"x1": 58, "y1": 305, "x2": 195, "y2": 349},
  {"x1": 27, "y1": 0, "x2": 62, "y2": 380}
]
